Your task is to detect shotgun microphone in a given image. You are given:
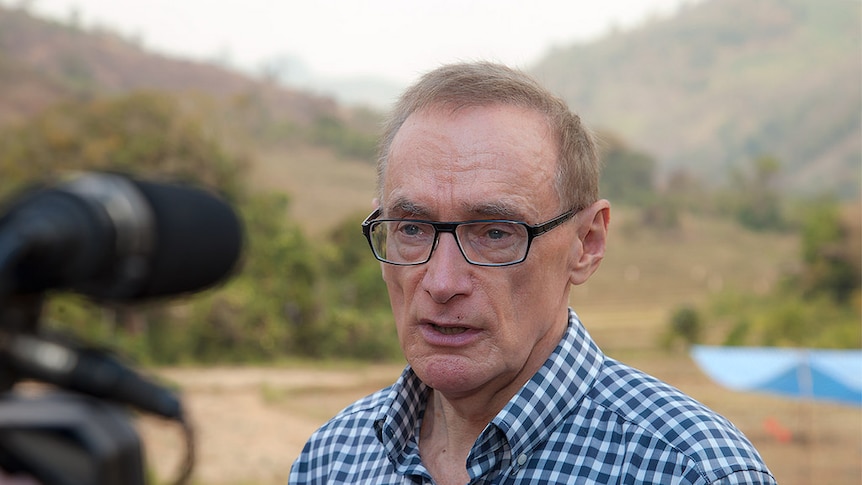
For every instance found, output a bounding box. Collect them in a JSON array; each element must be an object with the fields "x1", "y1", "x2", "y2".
[{"x1": 0, "y1": 172, "x2": 243, "y2": 301}]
